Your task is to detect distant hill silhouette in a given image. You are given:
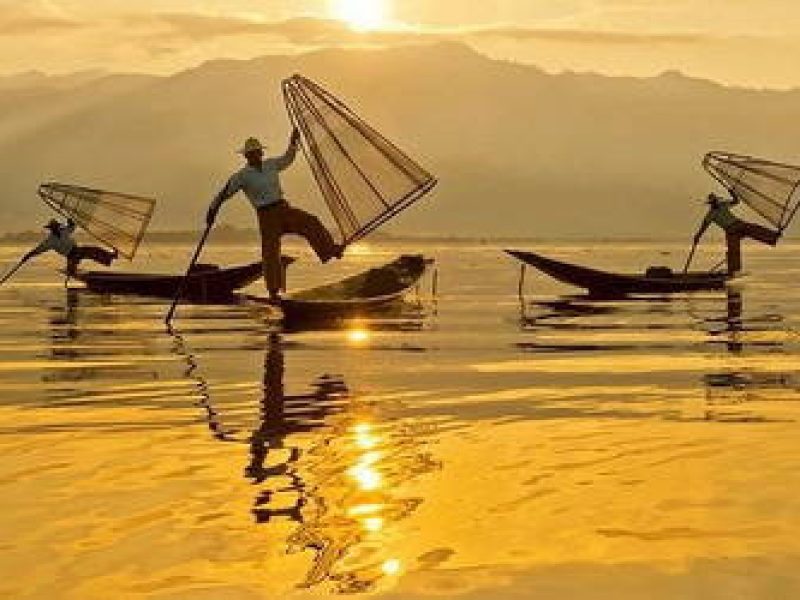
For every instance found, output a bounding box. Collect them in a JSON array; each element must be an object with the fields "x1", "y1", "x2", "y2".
[{"x1": 3, "y1": 42, "x2": 800, "y2": 238}]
